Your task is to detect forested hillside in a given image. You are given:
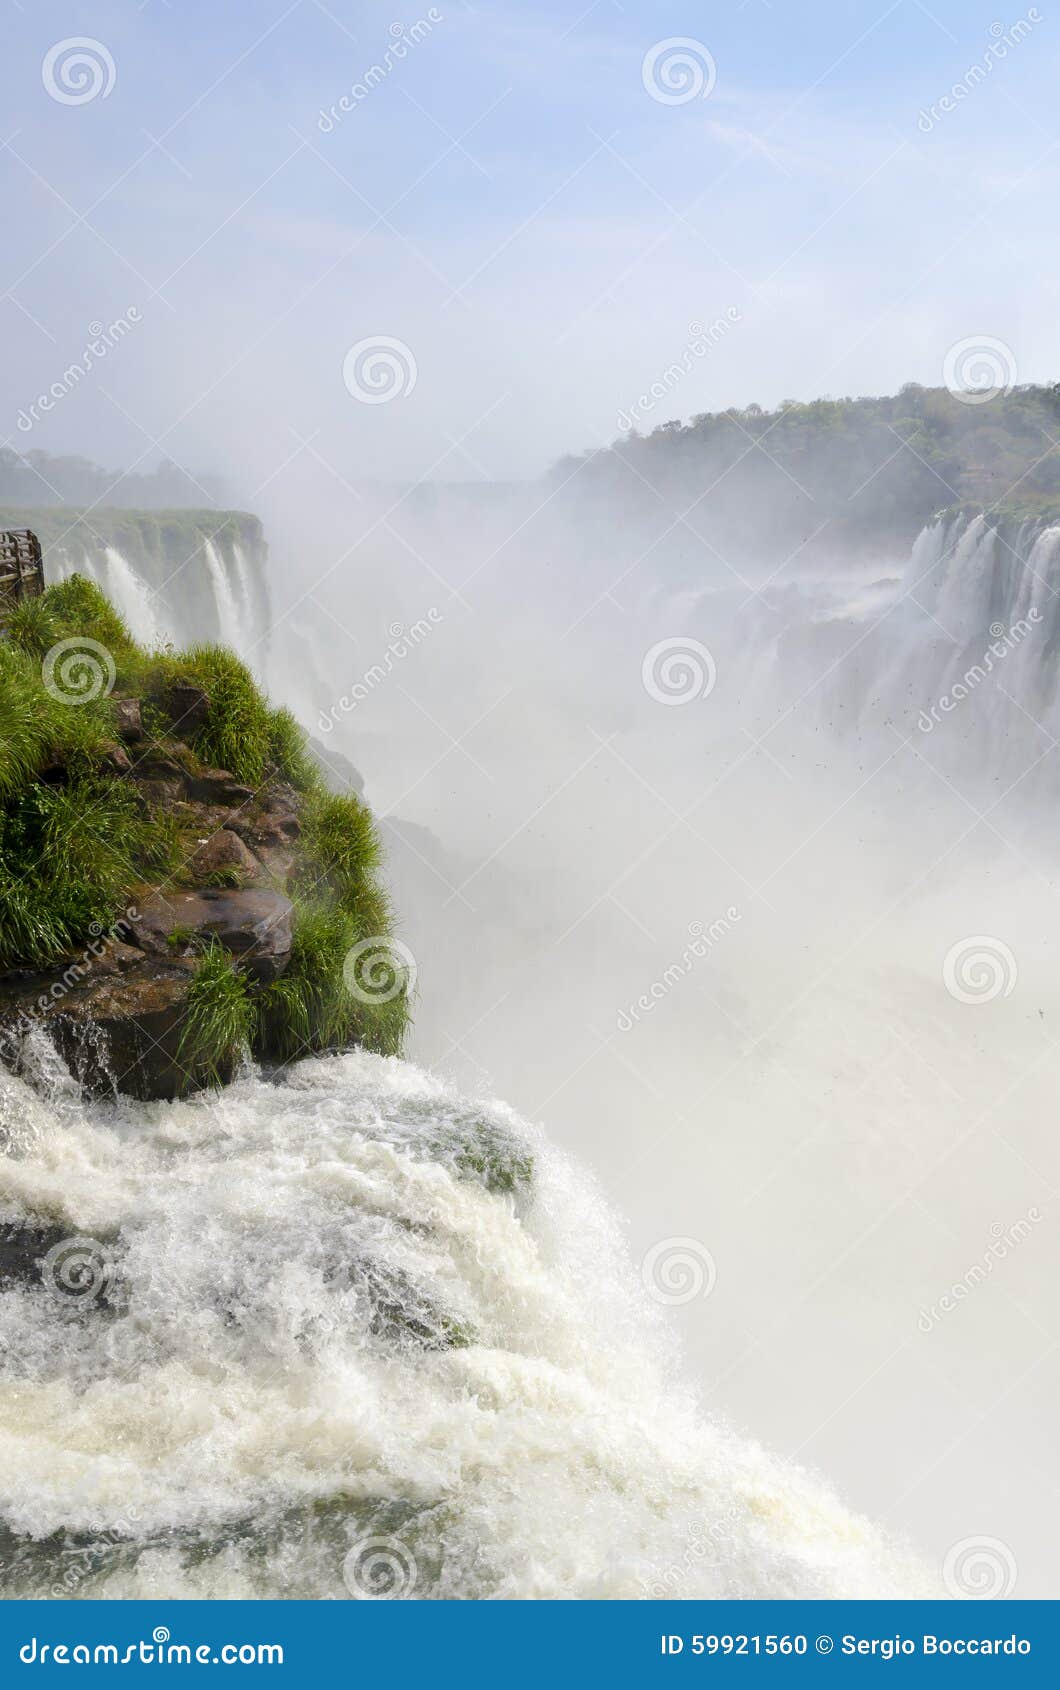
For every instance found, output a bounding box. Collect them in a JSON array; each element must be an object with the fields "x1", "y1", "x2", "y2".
[{"x1": 554, "y1": 385, "x2": 1060, "y2": 567}]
